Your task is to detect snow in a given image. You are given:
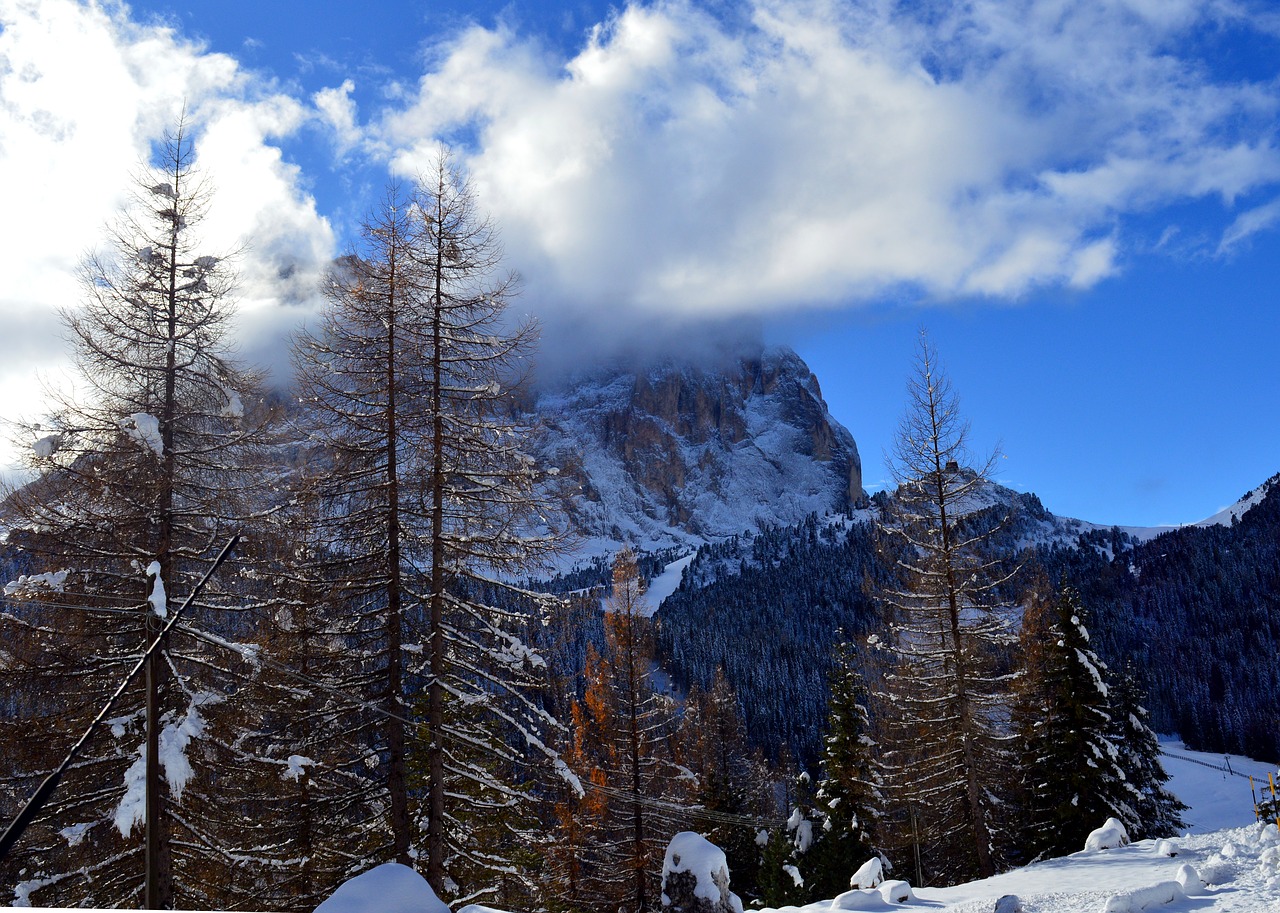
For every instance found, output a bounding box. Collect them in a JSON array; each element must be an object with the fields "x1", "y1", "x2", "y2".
[
  {"x1": 848, "y1": 857, "x2": 884, "y2": 889},
  {"x1": 4, "y1": 569, "x2": 69, "y2": 595},
  {"x1": 159, "y1": 693, "x2": 219, "y2": 802},
  {"x1": 1194, "y1": 475, "x2": 1278, "y2": 529},
  {"x1": 121, "y1": 412, "x2": 164, "y2": 457},
  {"x1": 146, "y1": 561, "x2": 167, "y2": 619},
  {"x1": 1099, "y1": 880, "x2": 1185, "y2": 912},
  {"x1": 662, "y1": 830, "x2": 744, "y2": 913},
  {"x1": 57, "y1": 822, "x2": 91, "y2": 847},
  {"x1": 1157, "y1": 740, "x2": 1279, "y2": 833},
  {"x1": 113, "y1": 749, "x2": 147, "y2": 837},
  {"x1": 283, "y1": 755, "x2": 315, "y2": 782},
  {"x1": 31, "y1": 434, "x2": 58, "y2": 458},
  {"x1": 314, "y1": 862, "x2": 450, "y2": 913},
  {"x1": 1085, "y1": 817, "x2": 1131, "y2": 851},
  {"x1": 644, "y1": 551, "x2": 696, "y2": 615}
]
